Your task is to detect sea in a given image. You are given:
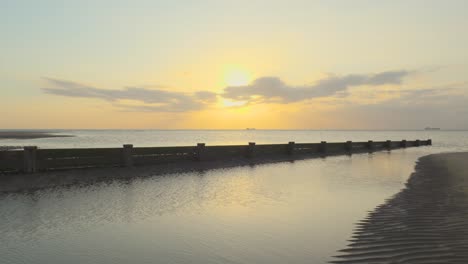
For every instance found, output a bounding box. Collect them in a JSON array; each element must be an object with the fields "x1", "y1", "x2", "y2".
[{"x1": 1, "y1": 130, "x2": 467, "y2": 264}]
